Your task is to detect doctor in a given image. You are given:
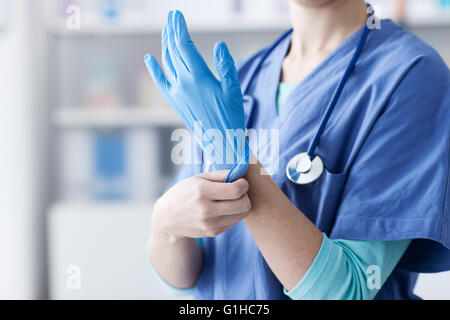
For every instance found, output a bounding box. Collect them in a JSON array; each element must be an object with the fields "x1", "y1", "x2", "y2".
[{"x1": 145, "y1": 0, "x2": 450, "y2": 299}]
